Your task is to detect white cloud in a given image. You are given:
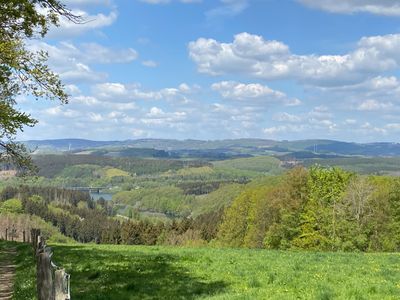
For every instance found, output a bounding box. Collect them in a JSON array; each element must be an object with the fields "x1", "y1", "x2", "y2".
[
  {"x1": 142, "y1": 60, "x2": 158, "y2": 68},
  {"x1": 139, "y1": 0, "x2": 201, "y2": 4},
  {"x1": 47, "y1": 9, "x2": 118, "y2": 38},
  {"x1": 360, "y1": 122, "x2": 387, "y2": 134},
  {"x1": 308, "y1": 106, "x2": 332, "y2": 120},
  {"x1": 71, "y1": 95, "x2": 100, "y2": 106},
  {"x1": 30, "y1": 41, "x2": 138, "y2": 65},
  {"x1": 88, "y1": 112, "x2": 104, "y2": 122},
  {"x1": 344, "y1": 119, "x2": 357, "y2": 125},
  {"x1": 44, "y1": 106, "x2": 82, "y2": 118},
  {"x1": 273, "y1": 112, "x2": 302, "y2": 123},
  {"x1": 307, "y1": 75, "x2": 400, "y2": 114},
  {"x1": 147, "y1": 107, "x2": 165, "y2": 117},
  {"x1": 206, "y1": 0, "x2": 249, "y2": 18},
  {"x1": 80, "y1": 43, "x2": 138, "y2": 63},
  {"x1": 93, "y1": 82, "x2": 196, "y2": 103},
  {"x1": 93, "y1": 82, "x2": 160, "y2": 101},
  {"x1": 131, "y1": 128, "x2": 148, "y2": 137},
  {"x1": 211, "y1": 81, "x2": 301, "y2": 106},
  {"x1": 212, "y1": 81, "x2": 284, "y2": 99},
  {"x1": 263, "y1": 125, "x2": 304, "y2": 136},
  {"x1": 189, "y1": 32, "x2": 400, "y2": 86},
  {"x1": 141, "y1": 107, "x2": 187, "y2": 127},
  {"x1": 358, "y1": 99, "x2": 393, "y2": 111},
  {"x1": 65, "y1": 84, "x2": 81, "y2": 95},
  {"x1": 386, "y1": 123, "x2": 400, "y2": 131},
  {"x1": 139, "y1": 0, "x2": 170, "y2": 4},
  {"x1": 63, "y1": 0, "x2": 112, "y2": 6},
  {"x1": 28, "y1": 41, "x2": 138, "y2": 84},
  {"x1": 61, "y1": 63, "x2": 107, "y2": 83},
  {"x1": 298, "y1": 0, "x2": 400, "y2": 16}
]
